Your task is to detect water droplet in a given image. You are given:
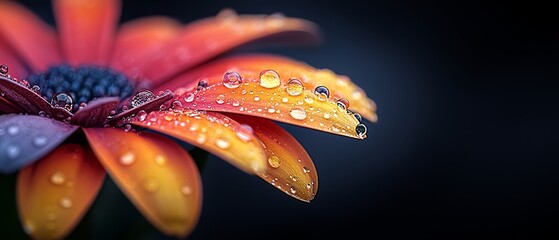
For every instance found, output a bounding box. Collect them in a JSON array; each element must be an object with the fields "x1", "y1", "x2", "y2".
[
  {"x1": 290, "y1": 186, "x2": 297, "y2": 194},
  {"x1": 290, "y1": 175, "x2": 298, "y2": 182},
  {"x1": 286, "y1": 79, "x2": 303, "y2": 96},
  {"x1": 223, "y1": 71, "x2": 243, "y2": 89},
  {"x1": 131, "y1": 90, "x2": 155, "y2": 108},
  {"x1": 38, "y1": 111, "x2": 46, "y2": 117},
  {"x1": 6, "y1": 144, "x2": 20, "y2": 159},
  {"x1": 197, "y1": 79, "x2": 209, "y2": 90},
  {"x1": 236, "y1": 124, "x2": 253, "y2": 142},
  {"x1": 154, "y1": 155, "x2": 166, "y2": 166},
  {"x1": 216, "y1": 94, "x2": 225, "y2": 104},
  {"x1": 267, "y1": 108, "x2": 276, "y2": 113},
  {"x1": 304, "y1": 93, "x2": 314, "y2": 104},
  {"x1": 0, "y1": 64, "x2": 8, "y2": 75},
  {"x1": 119, "y1": 151, "x2": 135, "y2": 165},
  {"x1": 337, "y1": 98, "x2": 350, "y2": 110},
  {"x1": 354, "y1": 113, "x2": 363, "y2": 122},
  {"x1": 307, "y1": 183, "x2": 312, "y2": 189},
  {"x1": 314, "y1": 86, "x2": 330, "y2": 101},
  {"x1": 51, "y1": 93, "x2": 74, "y2": 111},
  {"x1": 215, "y1": 137, "x2": 231, "y2": 149},
  {"x1": 259, "y1": 69, "x2": 281, "y2": 88},
  {"x1": 232, "y1": 99, "x2": 240, "y2": 107},
  {"x1": 184, "y1": 92, "x2": 195, "y2": 102},
  {"x1": 331, "y1": 124, "x2": 341, "y2": 132},
  {"x1": 137, "y1": 110, "x2": 148, "y2": 121},
  {"x1": 196, "y1": 134, "x2": 207, "y2": 144},
  {"x1": 7, "y1": 125, "x2": 19, "y2": 136},
  {"x1": 181, "y1": 185, "x2": 192, "y2": 195},
  {"x1": 253, "y1": 96, "x2": 260, "y2": 102},
  {"x1": 32, "y1": 135, "x2": 48, "y2": 147},
  {"x1": 268, "y1": 155, "x2": 281, "y2": 168},
  {"x1": 171, "y1": 100, "x2": 183, "y2": 109},
  {"x1": 31, "y1": 85, "x2": 41, "y2": 92},
  {"x1": 356, "y1": 123, "x2": 367, "y2": 138},
  {"x1": 123, "y1": 124, "x2": 133, "y2": 132},
  {"x1": 303, "y1": 166, "x2": 311, "y2": 173},
  {"x1": 59, "y1": 197, "x2": 73, "y2": 208},
  {"x1": 281, "y1": 97, "x2": 289, "y2": 103},
  {"x1": 143, "y1": 179, "x2": 160, "y2": 192},
  {"x1": 289, "y1": 107, "x2": 307, "y2": 120},
  {"x1": 50, "y1": 171, "x2": 66, "y2": 185},
  {"x1": 323, "y1": 113, "x2": 331, "y2": 119}
]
